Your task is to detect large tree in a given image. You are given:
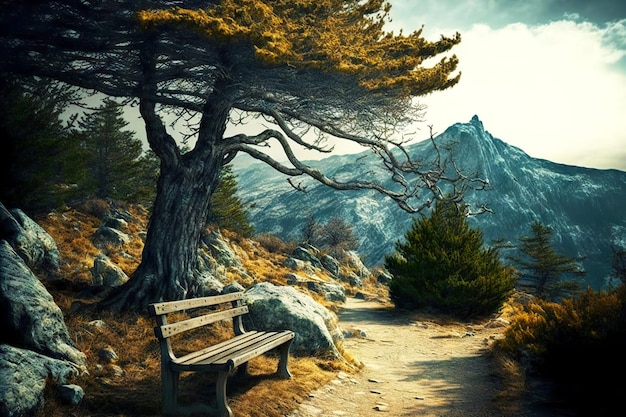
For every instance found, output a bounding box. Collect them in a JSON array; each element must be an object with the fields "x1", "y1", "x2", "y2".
[{"x1": 0, "y1": 0, "x2": 485, "y2": 311}]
